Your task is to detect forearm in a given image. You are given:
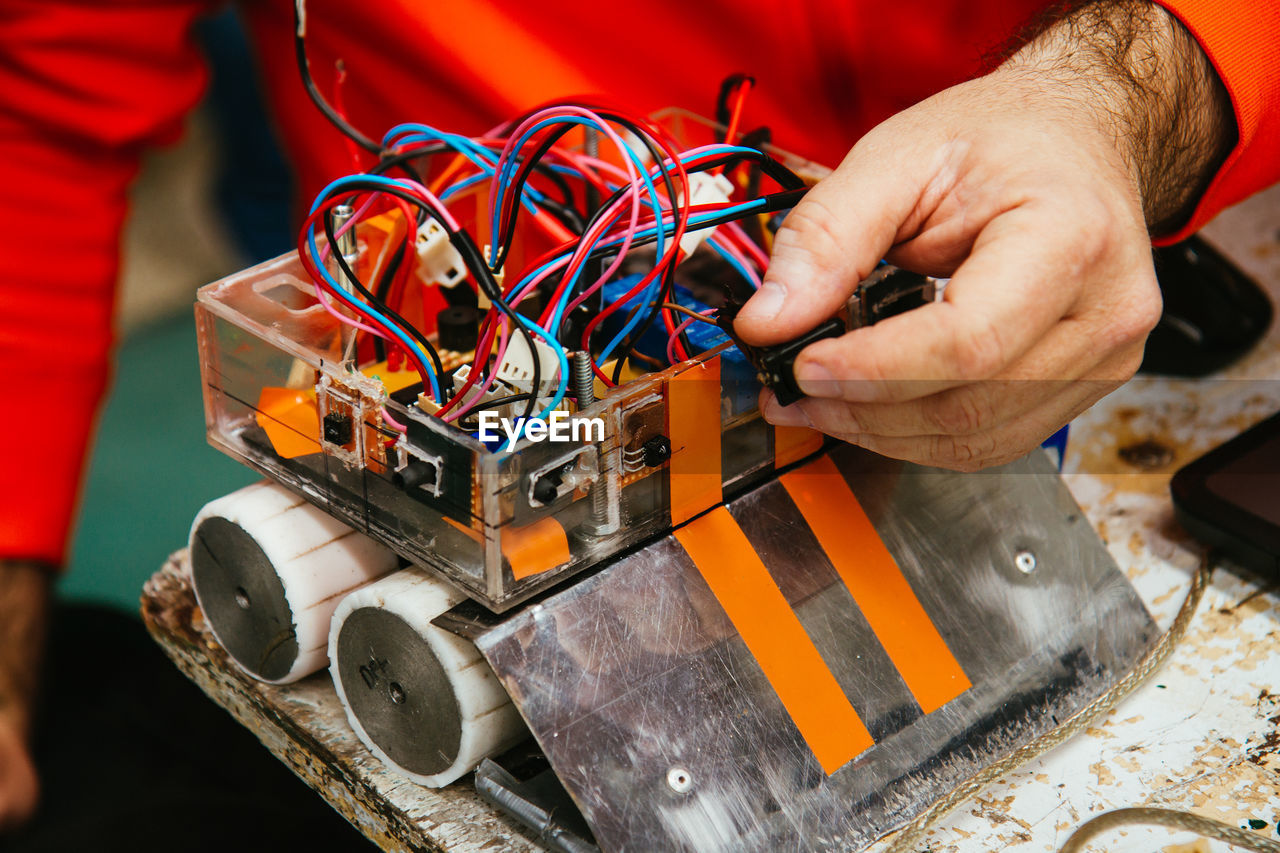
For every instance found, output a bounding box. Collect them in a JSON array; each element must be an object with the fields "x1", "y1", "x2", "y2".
[
  {"x1": 0, "y1": 562, "x2": 51, "y2": 740},
  {"x1": 1002, "y1": 0, "x2": 1235, "y2": 234}
]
